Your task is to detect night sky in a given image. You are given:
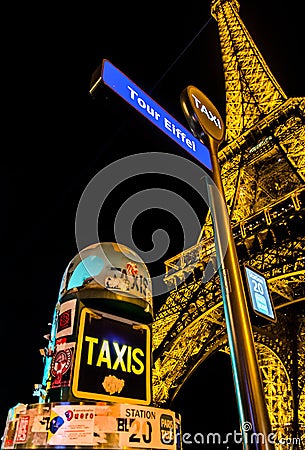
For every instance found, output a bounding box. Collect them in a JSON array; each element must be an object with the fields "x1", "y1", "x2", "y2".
[{"x1": 2, "y1": 1, "x2": 304, "y2": 447}]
